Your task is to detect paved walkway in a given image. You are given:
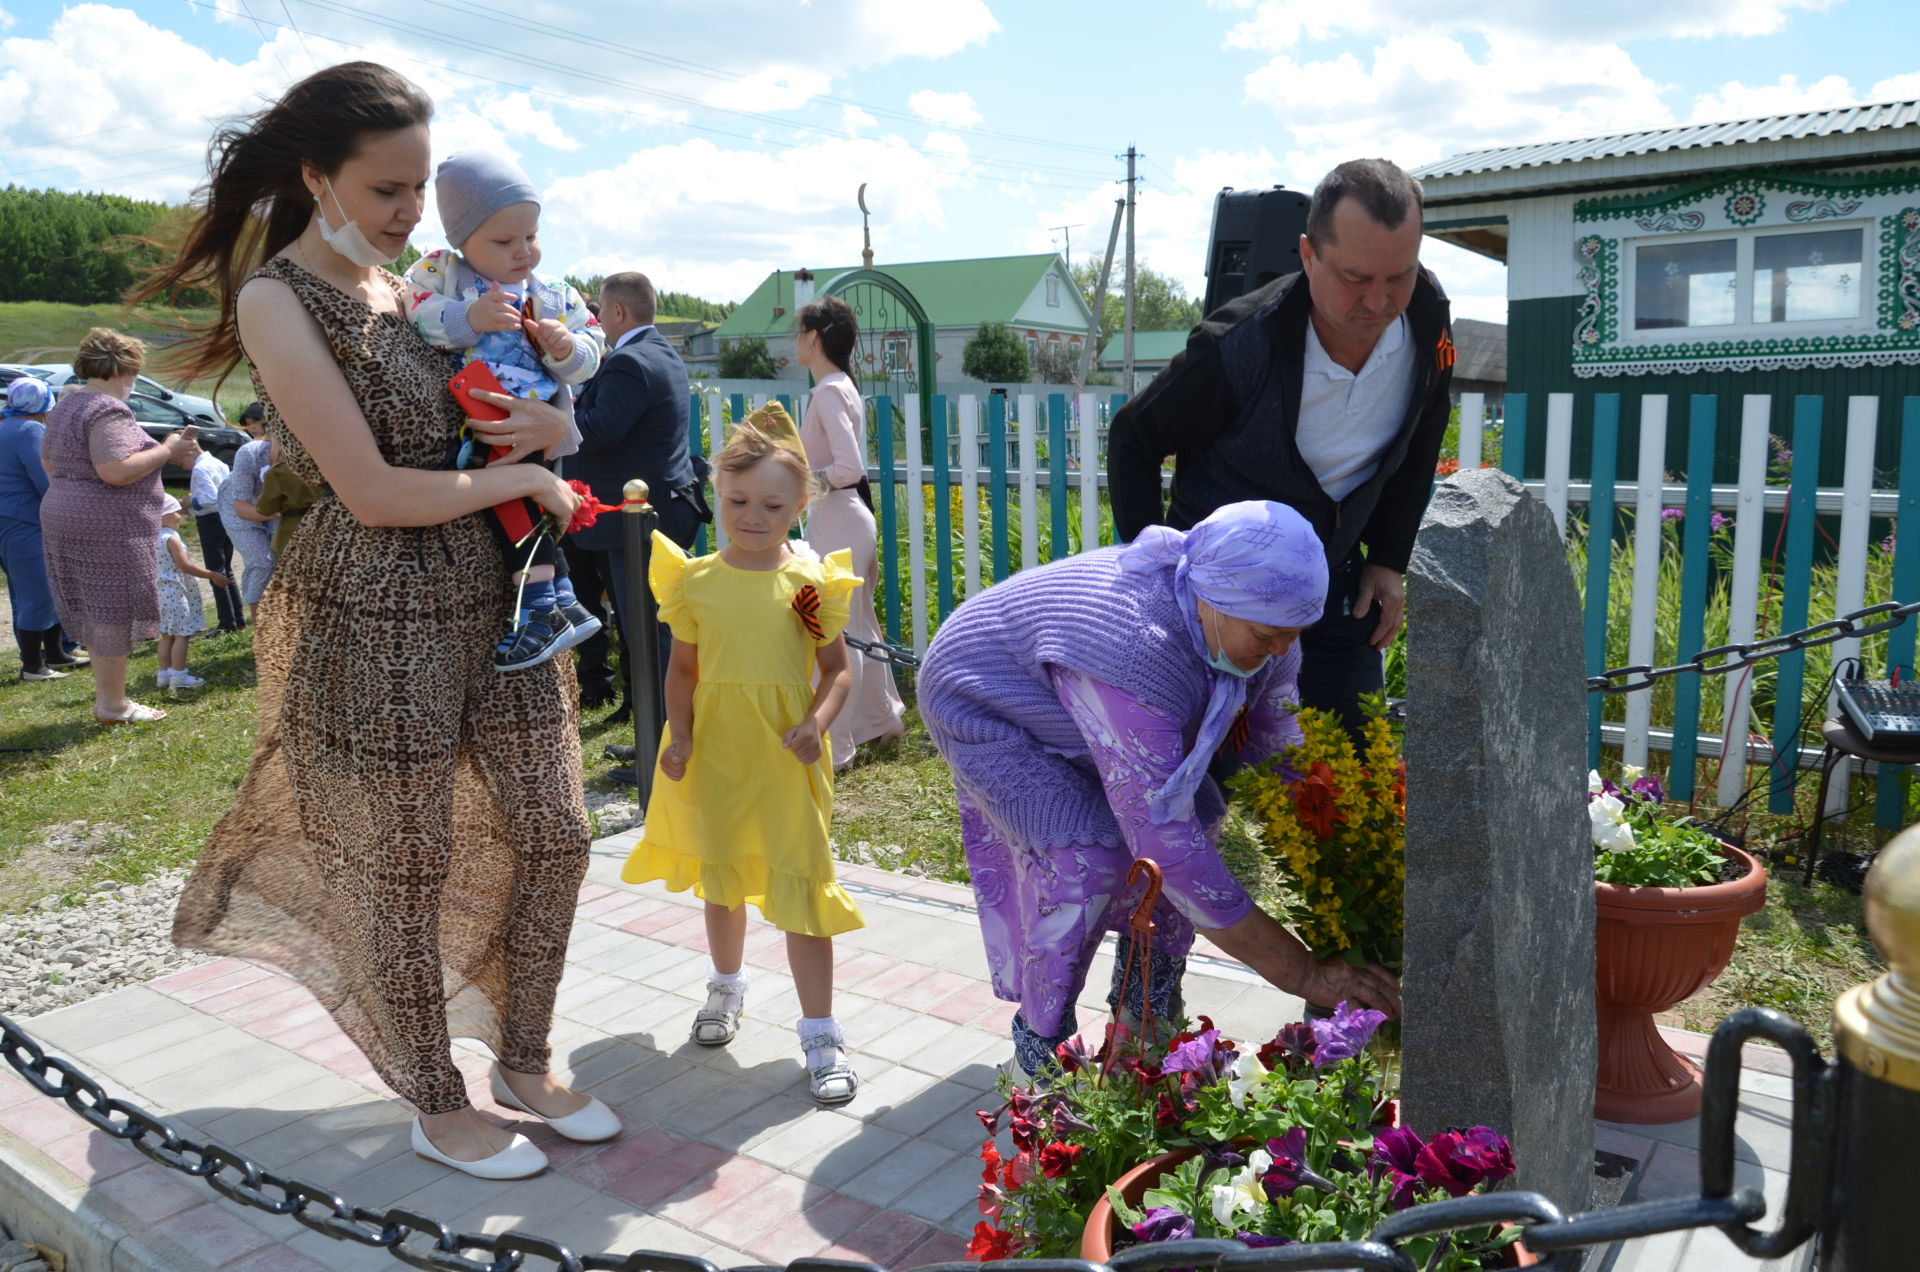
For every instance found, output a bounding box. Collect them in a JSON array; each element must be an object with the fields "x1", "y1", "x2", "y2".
[{"x1": 0, "y1": 830, "x2": 1811, "y2": 1271}]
